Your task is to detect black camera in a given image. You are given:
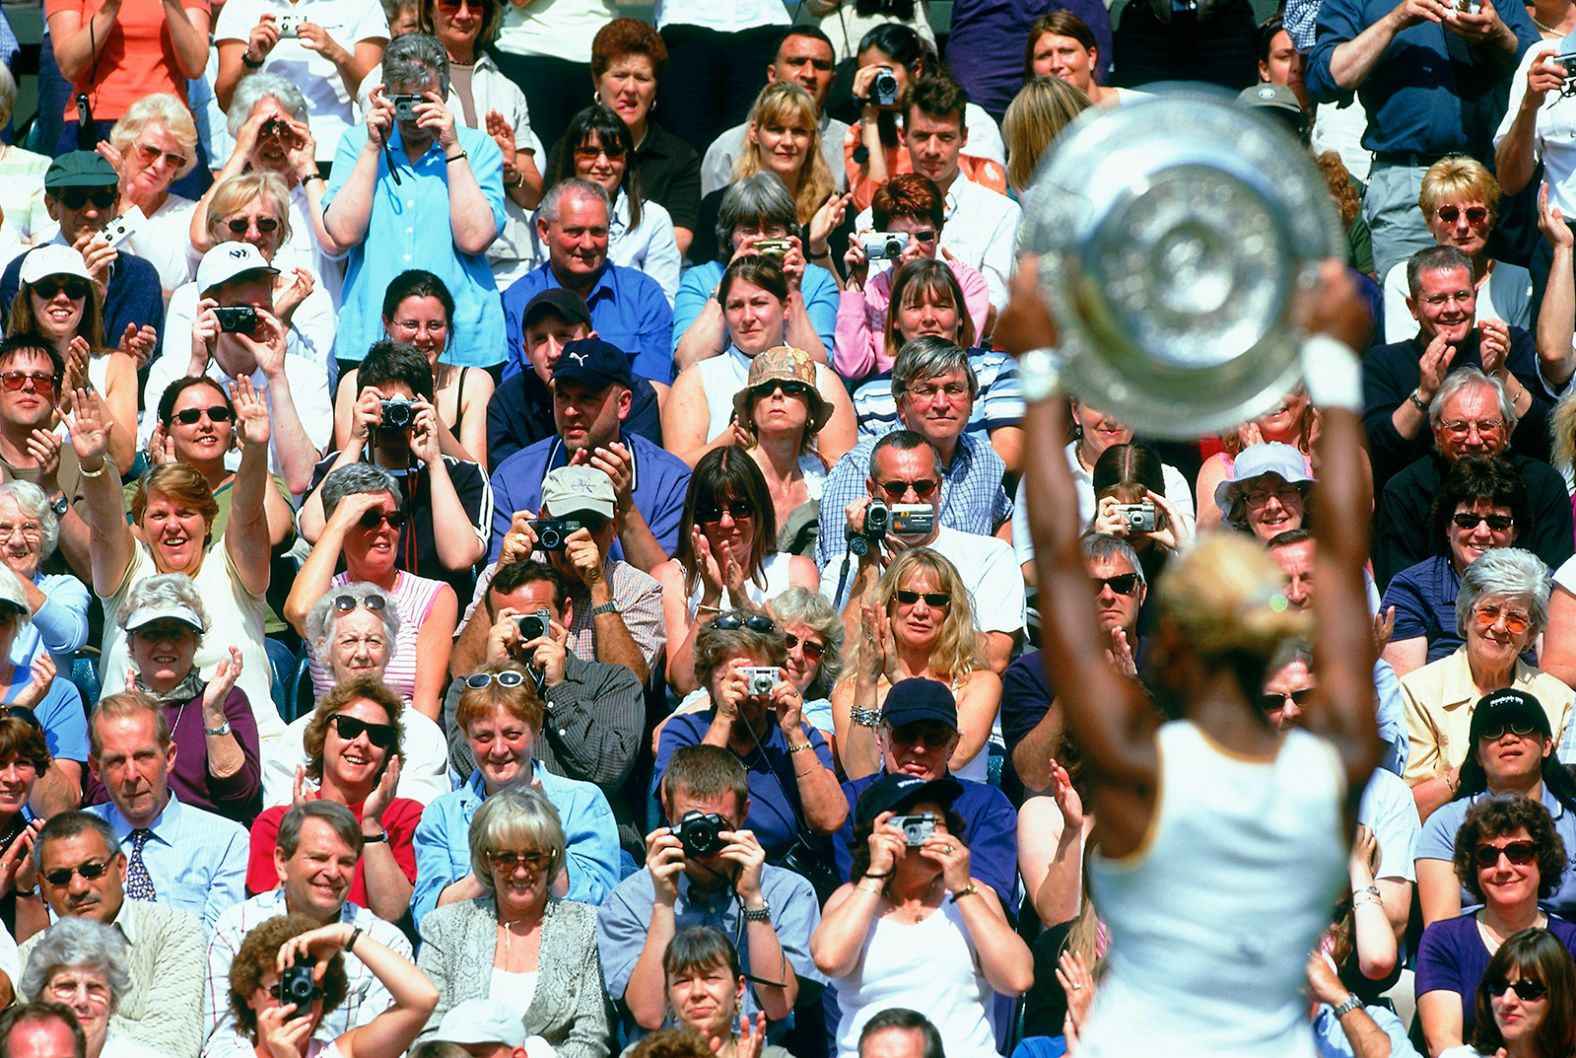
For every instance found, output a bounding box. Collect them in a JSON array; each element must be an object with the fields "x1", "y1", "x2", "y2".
[
  {"x1": 870, "y1": 67, "x2": 900, "y2": 107},
  {"x1": 533, "y1": 518, "x2": 584, "y2": 552},
  {"x1": 671, "y1": 810, "x2": 727, "y2": 858},
  {"x1": 515, "y1": 609, "x2": 550, "y2": 642},
  {"x1": 391, "y1": 94, "x2": 423, "y2": 121},
  {"x1": 890, "y1": 813, "x2": 937, "y2": 847},
  {"x1": 273, "y1": 954, "x2": 319, "y2": 1017},
  {"x1": 379, "y1": 397, "x2": 415, "y2": 430},
  {"x1": 213, "y1": 306, "x2": 258, "y2": 334}
]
